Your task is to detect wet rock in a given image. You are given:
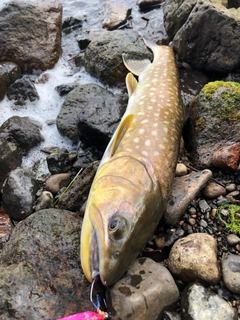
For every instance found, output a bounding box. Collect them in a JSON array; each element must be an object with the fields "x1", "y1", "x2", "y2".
[
  {"x1": 0, "y1": 211, "x2": 14, "y2": 250},
  {"x1": 55, "y1": 161, "x2": 99, "y2": 213},
  {"x1": 164, "y1": 0, "x2": 240, "y2": 73},
  {"x1": 0, "y1": 138, "x2": 22, "y2": 189},
  {"x1": 0, "y1": 62, "x2": 21, "y2": 101},
  {"x1": 102, "y1": 2, "x2": 131, "y2": 30},
  {"x1": 6, "y1": 75, "x2": 39, "y2": 105},
  {"x1": 0, "y1": 209, "x2": 92, "y2": 319},
  {"x1": 62, "y1": 17, "x2": 83, "y2": 34},
  {"x1": 45, "y1": 173, "x2": 71, "y2": 195},
  {"x1": 203, "y1": 181, "x2": 226, "y2": 199},
  {"x1": 0, "y1": 0, "x2": 62, "y2": 73},
  {"x1": 164, "y1": 169, "x2": 212, "y2": 225},
  {"x1": 2, "y1": 167, "x2": 39, "y2": 221},
  {"x1": 0, "y1": 116, "x2": 44, "y2": 153},
  {"x1": 73, "y1": 147, "x2": 102, "y2": 169},
  {"x1": 109, "y1": 257, "x2": 179, "y2": 320},
  {"x1": 163, "y1": 311, "x2": 181, "y2": 320},
  {"x1": 212, "y1": 143, "x2": 240, "y2": 171},
  {"x1": 226, "y1": 183, "x2": 237, "y2": 192},
  {"x1": 184, "y1": 81, "x2": 240, "y2": 169},
  {"x1": 181, "y1": 283, "x2": 238, "y2": 320},
  {"x1": 222, "y1": 253, "x2": 240, "y2": 294},
  {"x1": 168, "y1": 233, "x2": 220, "y2": 284},
  {"x1": 46, "y1": 149, "x2": 72, "y2": 174},
  {"x1": 55, "y1": 83, "x2": 79, "y2": 96},
  {"x1": 34, "y1": 191, "x2": 54, "y2": 211},
  {"x1": 227, "y1": 234, "x2": 240, "y2": 246},
  {"x1": 155, "y1": 227, "x2": 185, "y2": 248},
  {"x1": 138, "y1": 0, "x2": 165, "y2": 11},
  {"x1": 84, "y1": 30, "x2": 152, "y2": 86},
  {"x1": 78, "y1": 96, "x2": 125, "y2": 152},
  {"x1": 175, "y1": 163, "x2": 188, "y2": 177},
  {"x1": 56, "y1": 84, "x2": 115, "y2": 143}
]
